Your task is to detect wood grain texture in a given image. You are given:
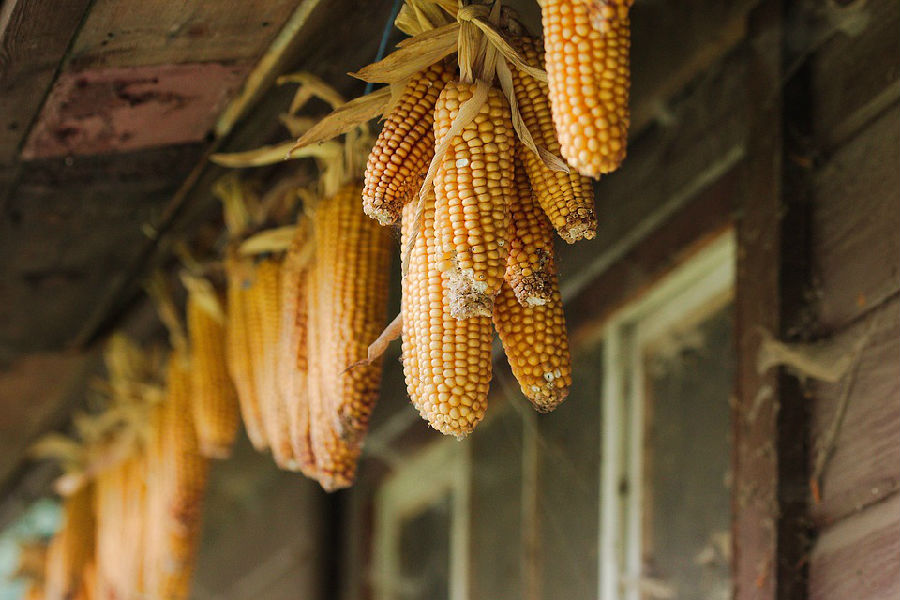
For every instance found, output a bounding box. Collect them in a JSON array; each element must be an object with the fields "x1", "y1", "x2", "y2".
[
  {"x1": 66, "y1": 0, "x2": 299, "y2": 69},
  {"x1": 0, "y1": 145, "x2": 201, "y2": 351},
  {"x1": 809, "y1": 492, "x2": 900, "y2": 600},
  {"x1": 0, "y1": 0, "x2": 93, "y2": 164},
  {"x1": 733, "y1": 3, "x2": 785, "y2": 598},
  {"x1": 0, "y1": 351, "x2": 94, "y2": 487},
  {"x1": 813, "y1": 106, "x2": 900, "y2": 329},
  {"x1": 810, "y1": 299, "x2": 900, "y2": 525},
  {"x1": 21, "y1": 62, "x2": 248, "y2": 158},
  {"x1": 812, "y1": 0, "x2": 900, "y2": 150}
]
